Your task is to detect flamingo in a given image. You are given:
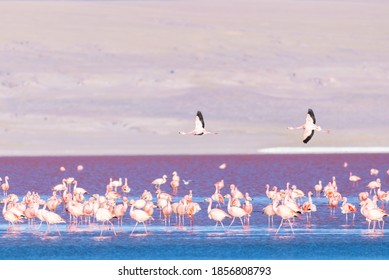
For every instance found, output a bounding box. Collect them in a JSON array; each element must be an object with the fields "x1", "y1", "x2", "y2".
[
  {"x1": 366, "y1": 178, "x2": 381, "y2": 195},
  {"x1": 273, "y1": 198, "x2": 300, "y2": 234},
  {"x1": 287, "y1": 108, "x2": 330, "y2": 143},
  {"x1": 121, "y1": 178, "x2": 131, "y2": 193},
  {"x1": 162, "y1": 200, "x2": 173, "y2": 226},
  {"x1": 114, "y1": 197, "x2": 129, "y2": 227},
  {"x1": 179, "y1": 111, "x2": 218, "y2": 135},
  {"x1": 41, "y1": 209, "x2": 66, "y2": 236},
  {"x1": 170, "y1": 171, "x2": 180, "y2": 194},
  {"x1": 370, "y1": 168, "x2": 379, "y2": 176},
  {"x1": 360, "y1": 200, "x2": 388, "y2": 232},
  {"x1": 211, "y1": 186, "x2": 224, "y2": 208},
  {"x1": 263, "y1": 203, "x2": 276, "y2": 227},
  {"x1": 204, "y1": 198, "x2": 231, "y2": 231},
  {"x1": 129, "y1": 203, "x2": 153, "y2": 235},
  {"x1": 186, "y1": 201, "x2": 201, "y2": 227},
  {"x1": 2, "y1": 198, "x2": 24, "y2": 231},
  {"x1": 349, "y1": 172, "x2": 361, "y2": 187},
  {"x1": 1, "y1": 176, "x2": 10, "y2": 197},
  {"x1": 242, "y1": 192, "x2": 253, "y2": 225},
  {"x1": 302, "y1": 191, "x2": 316, "y2": 224},
  {"x1": 224, "y1": 194, "x2": 248, "y2": 229},
  {"x1": 152, "y1": 175, "x2": 167, "y2": 189},
  {"x1": 341, "y1": 197, "x2": 357, "y2": 224},
  {"x1": 314, "y1": 180, "x2": 323, "y2": 197},
  {"x1": 95, "y1": 201, "x2": 117, "y2": 237}
]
